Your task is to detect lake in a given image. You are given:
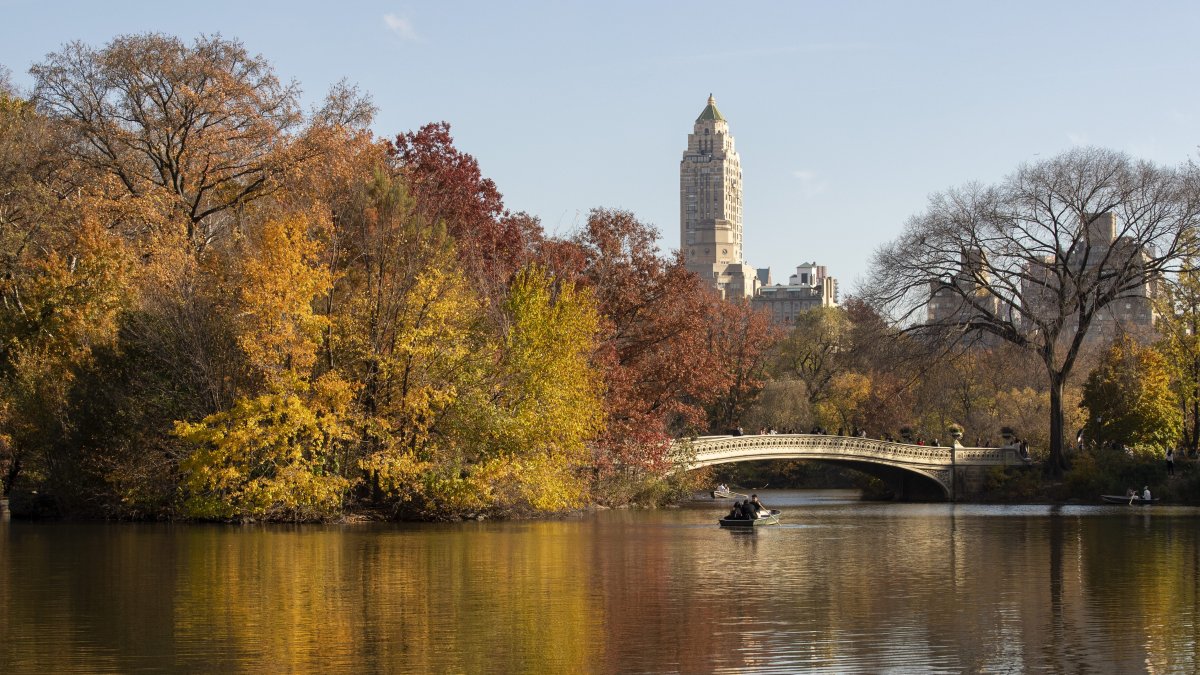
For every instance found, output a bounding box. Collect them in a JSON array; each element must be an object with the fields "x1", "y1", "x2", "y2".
[{"x1": 2, "y1": 490, "x2": 1197, "y2": 673}]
